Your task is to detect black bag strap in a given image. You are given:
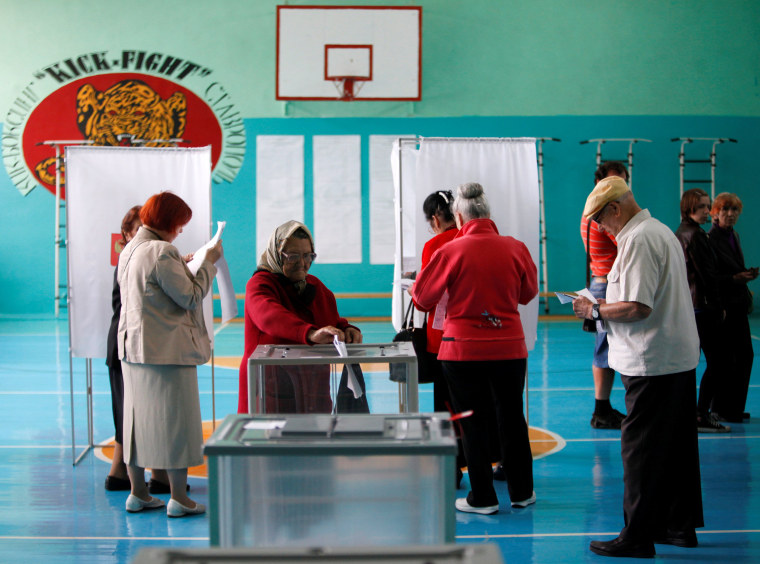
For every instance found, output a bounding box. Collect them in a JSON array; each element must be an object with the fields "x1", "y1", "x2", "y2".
[{"x1": 403, "y1": 299, "x2": 414, "y2": 330}]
